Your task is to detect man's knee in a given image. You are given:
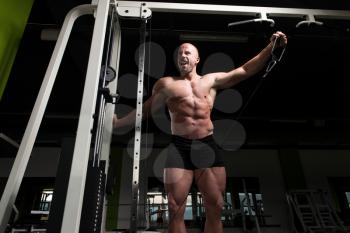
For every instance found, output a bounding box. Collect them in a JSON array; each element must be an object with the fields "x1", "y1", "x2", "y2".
[
  {"x1": 204, "y1": 196, "x2": 224, "y2": 214},
  {"x1": 168, "y1": 197, "x2": 185, "y2": 218}
]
